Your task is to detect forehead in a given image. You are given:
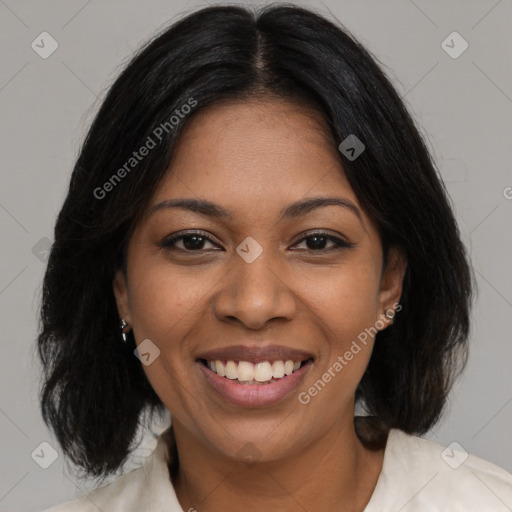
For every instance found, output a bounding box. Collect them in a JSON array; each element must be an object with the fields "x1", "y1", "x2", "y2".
[{"x1": 151, "y1": 98, "x2": 360, "y2": 214}]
